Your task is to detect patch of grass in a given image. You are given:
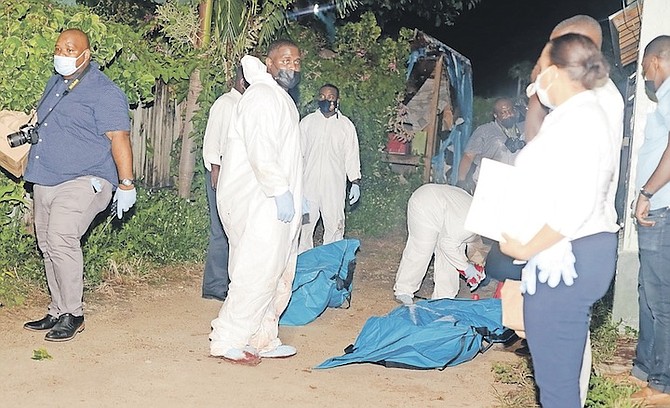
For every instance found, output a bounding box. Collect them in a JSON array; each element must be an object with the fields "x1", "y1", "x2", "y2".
[
  {"x1": 585, "y1": 376, "x2": 643, "y2": 408},
  {"x1": 31, "y1": 348, "x2": 52, "y2": 361},
  {"x1": 492, "y1": 359, "x2": 539, "y2": 408}
]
